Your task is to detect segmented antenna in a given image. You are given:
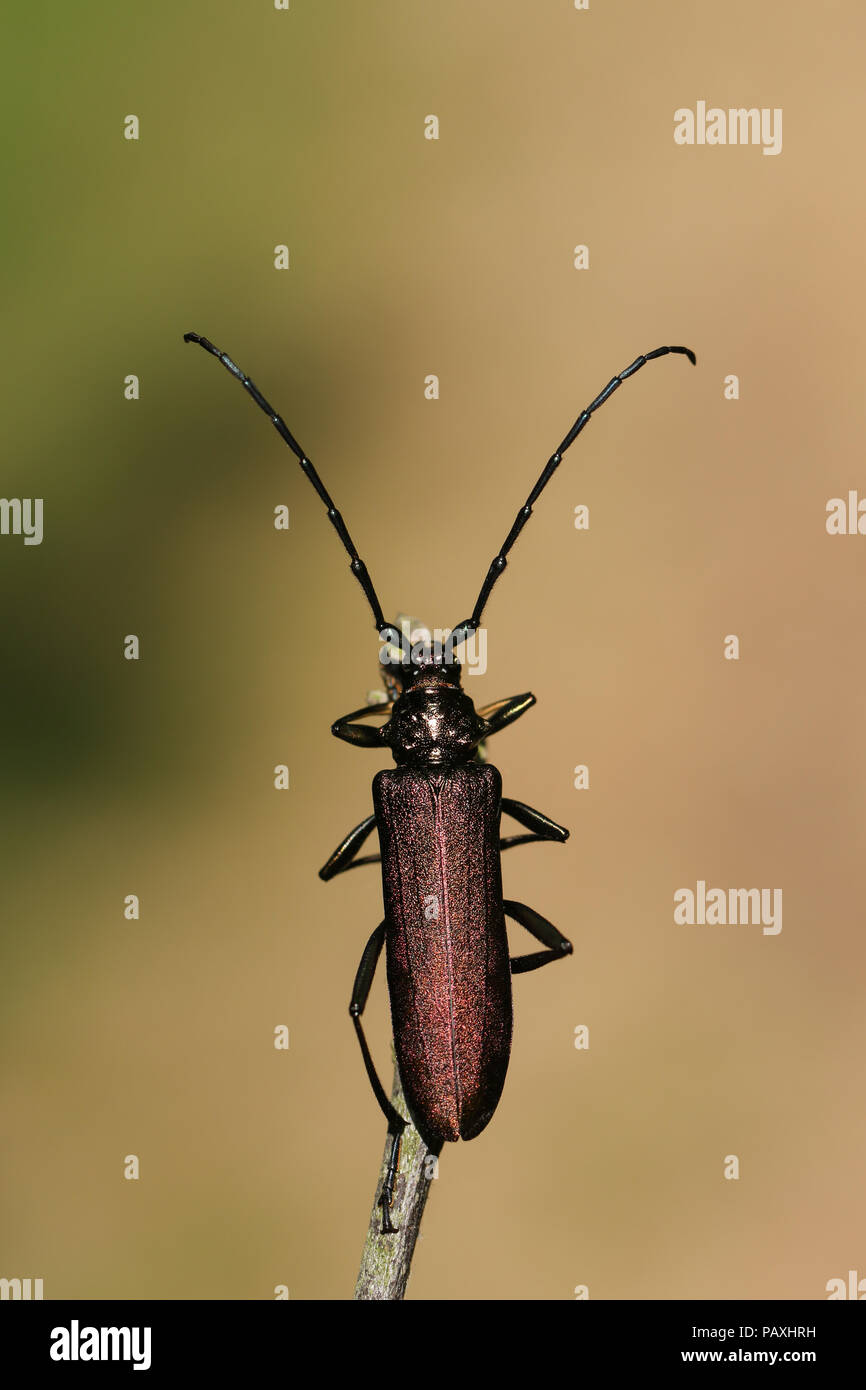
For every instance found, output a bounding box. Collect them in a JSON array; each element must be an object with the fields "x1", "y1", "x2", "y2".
[
  {"x1": 447, "y1": 344, "x2": 696, "y2": 651},
  {"x1": 184, "y1": 333, "x2": 391, "y2": 634}
]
